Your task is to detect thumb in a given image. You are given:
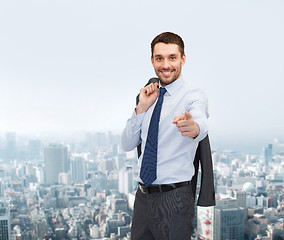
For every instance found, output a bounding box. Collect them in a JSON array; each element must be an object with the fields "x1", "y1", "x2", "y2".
[{"x1": 185, "y1": 111, "x2": 193, "y2": 120}]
